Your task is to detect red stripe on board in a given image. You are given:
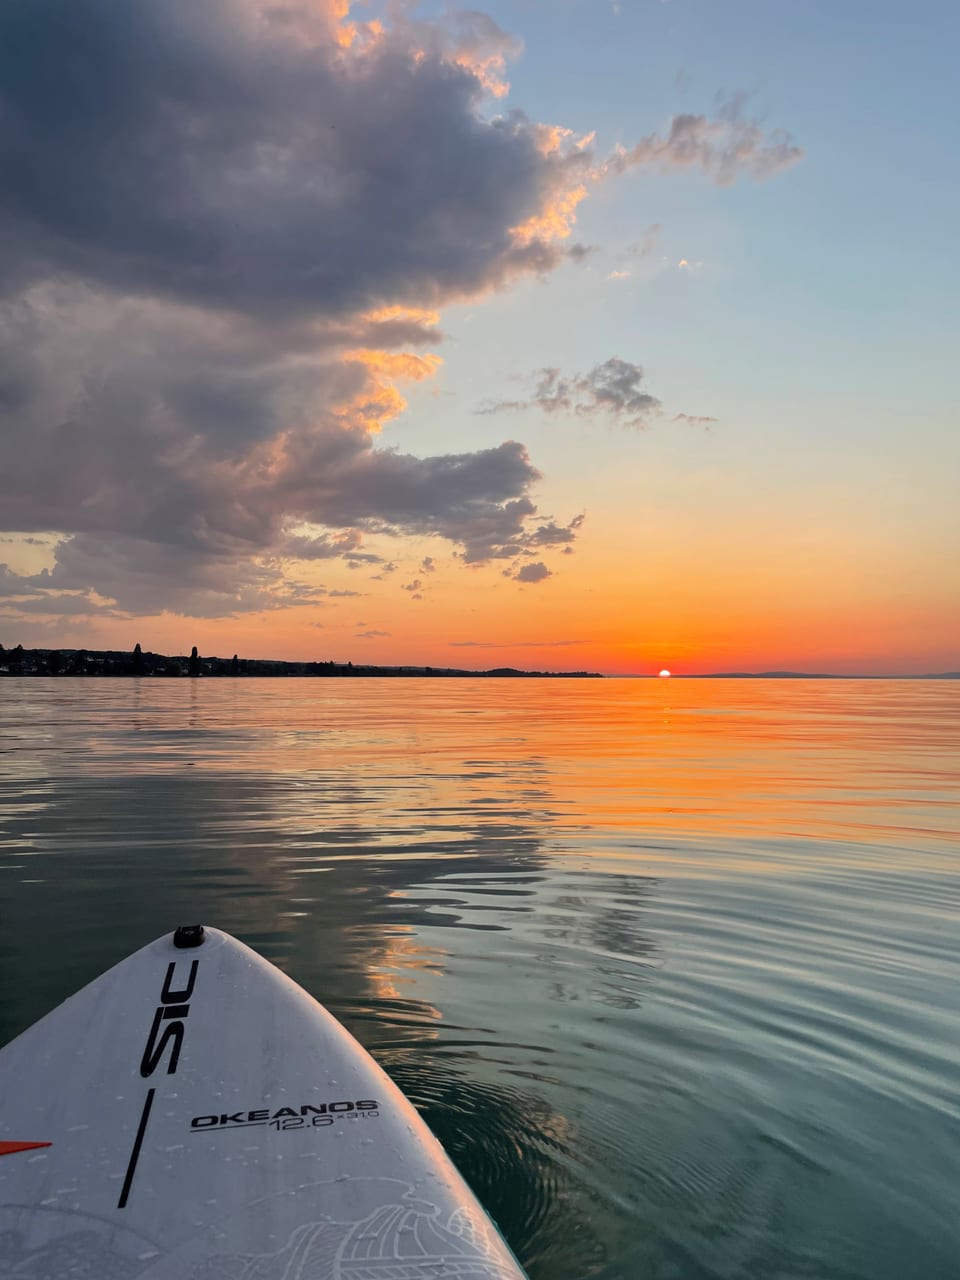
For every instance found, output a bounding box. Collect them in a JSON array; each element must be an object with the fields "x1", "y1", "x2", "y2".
[{"x1": 0, "y1": 1141, "x2": 52, "y2": 1157}]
